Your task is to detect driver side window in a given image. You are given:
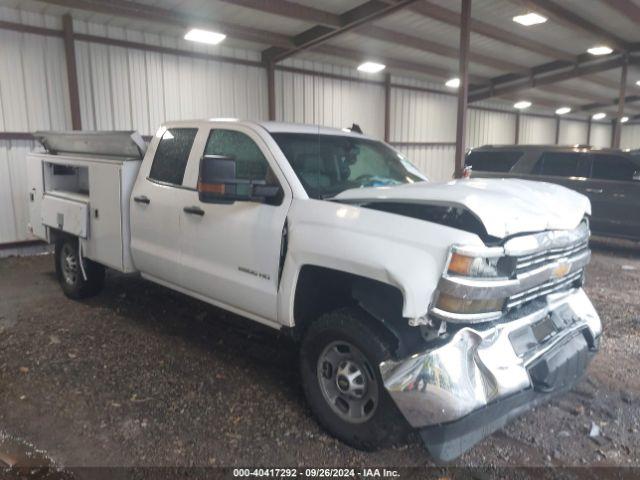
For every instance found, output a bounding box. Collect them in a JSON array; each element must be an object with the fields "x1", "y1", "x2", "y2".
[{"x1": 204, "y1": 130, "x2": 276, "y2": 195}]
